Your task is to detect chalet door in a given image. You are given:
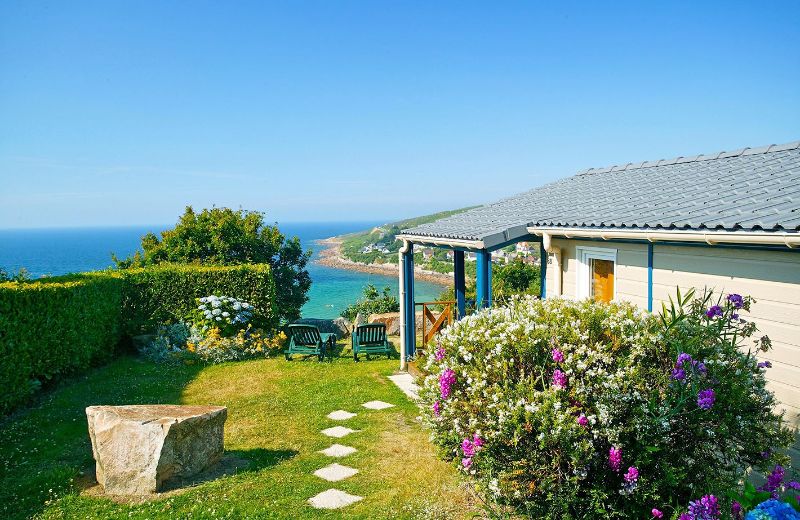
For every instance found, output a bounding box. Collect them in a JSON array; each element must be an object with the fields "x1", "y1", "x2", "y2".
[{"x1": 590, "y1": 258, "x2": 615, "y2": 303}]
